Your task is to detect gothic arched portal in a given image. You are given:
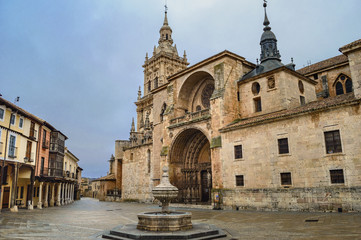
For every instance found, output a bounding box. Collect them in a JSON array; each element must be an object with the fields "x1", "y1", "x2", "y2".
[{"x1": 169, "y1": 129, "x2": 212, "y2": 204}]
